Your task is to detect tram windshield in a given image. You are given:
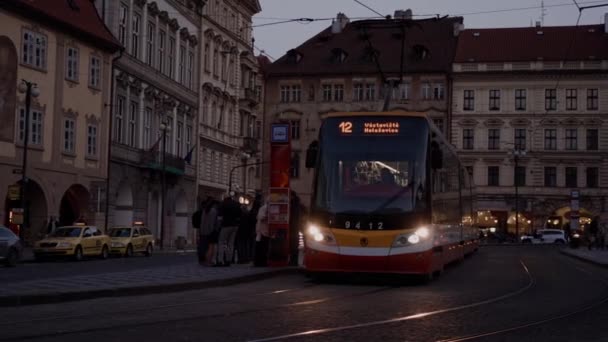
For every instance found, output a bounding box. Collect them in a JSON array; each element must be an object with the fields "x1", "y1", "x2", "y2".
[{"x1": 314, "y1": 116, "x2": 428, "y2": 215}]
